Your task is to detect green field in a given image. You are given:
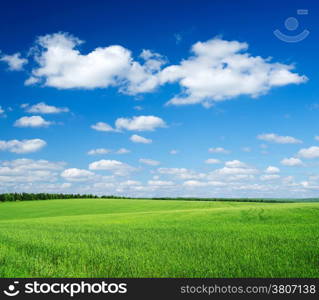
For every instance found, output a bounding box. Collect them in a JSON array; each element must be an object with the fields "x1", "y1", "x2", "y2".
[{"x1": 0, "y1": 198, "x2": 318, "y2": 278}]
